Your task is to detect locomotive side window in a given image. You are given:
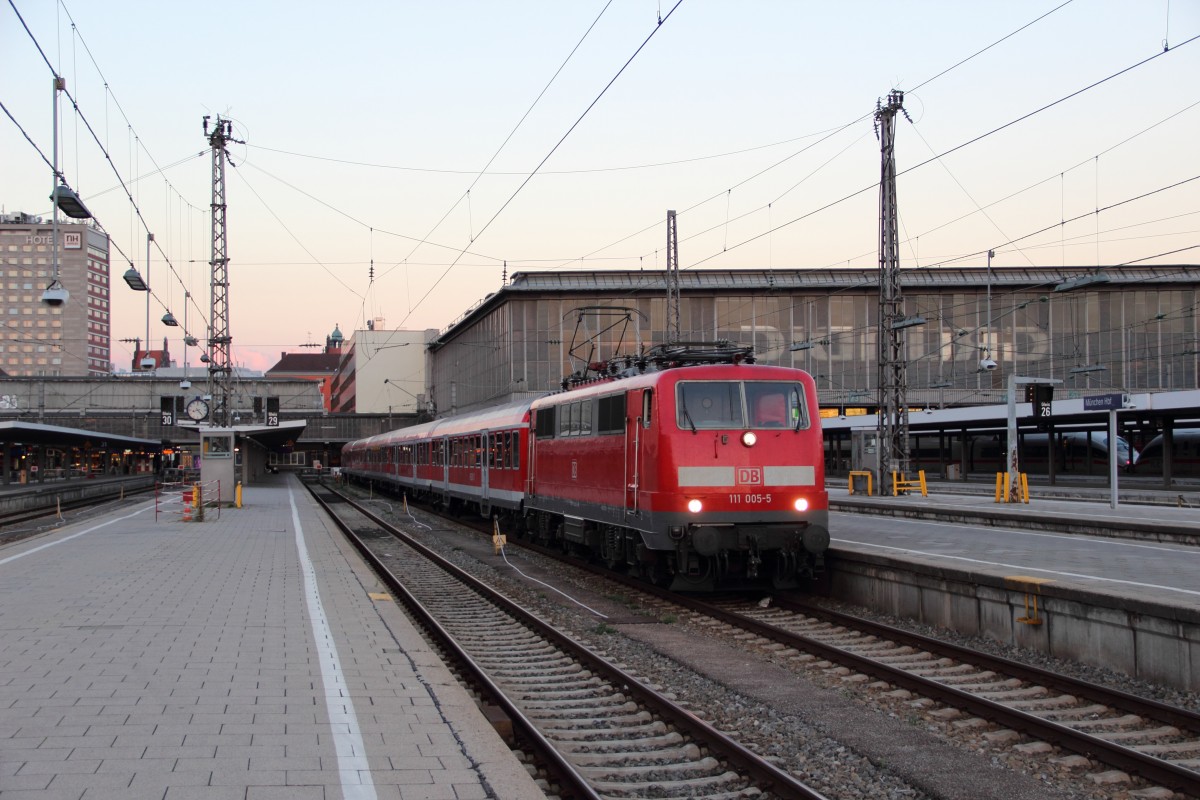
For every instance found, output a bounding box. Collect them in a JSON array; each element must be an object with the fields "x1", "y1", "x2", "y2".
[
  {"x1": 643, "y1": 389, "x2": 653, "y2": 428},
  {"x1": 579, "y1": 401, "x2": 593, "y2": 436},
  {"x1": 535, "y1": 407, "x2": 556, "y2": 439},
  {"x1": 597, "y1": 394, "x2": 626, "y2": 434}
]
